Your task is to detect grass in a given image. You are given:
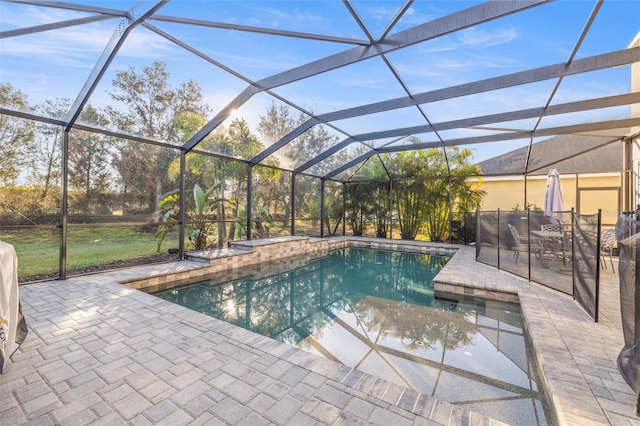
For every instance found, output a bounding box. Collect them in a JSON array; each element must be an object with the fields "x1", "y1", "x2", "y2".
[
  {"x1": 1, "y1": 226, "x2": 179, "y2": 280},
  {"x1": 0, "y1": 221, "x2": 438, "y2": 281}
]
